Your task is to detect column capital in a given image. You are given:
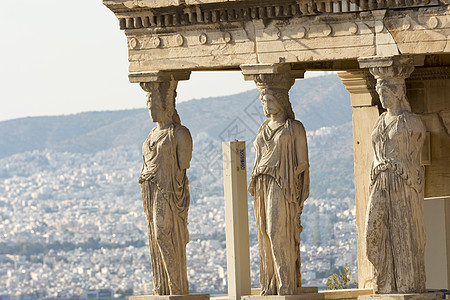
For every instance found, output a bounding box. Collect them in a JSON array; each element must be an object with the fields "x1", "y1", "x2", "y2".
[
  {"x1": 358, "y1": 55, "x2": 424, "y2": 80},
  {"x1": 129, "y1": 70, "x2": 191, "y2": 84},
  {"x1": 140, "y1": 80, "x2": 178, "y2": 93},
  {"x1": 338, "y1": 69, "x2": 379, "y2": 107},
  {"x1": 240, "y1": 63, "x2": 305, "y2": 81}
]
